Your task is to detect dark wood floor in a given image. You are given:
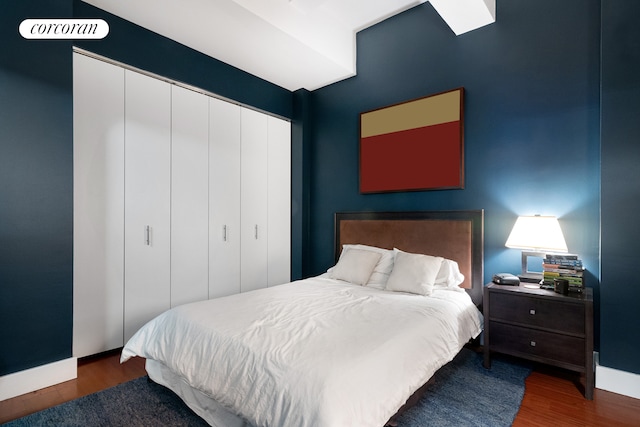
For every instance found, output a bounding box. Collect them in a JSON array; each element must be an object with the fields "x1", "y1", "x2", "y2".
[{"x1": 1, "y1": 350, "x2": 639, "y2": 425}]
